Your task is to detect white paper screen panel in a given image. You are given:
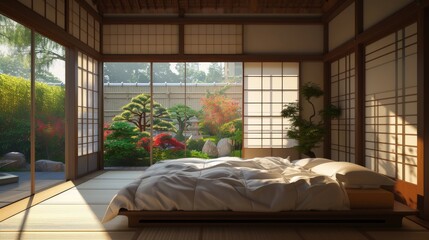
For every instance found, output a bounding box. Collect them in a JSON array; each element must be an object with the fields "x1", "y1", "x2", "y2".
[
  {"x1": 330, "y1": 53, "x2": 356, "y2": 163},
  {"x1": 103, "y1": 24, "x2": 179, "y2": 54},
  {"x1": 18, "y1": 0, "x2": 66, "y2": 29},
  {"x1": 243, "y1": 62, "x2": 299, "y2": 148},
  {"x1": 68, "y1": 0, "x2": 100, "y2": 52},
  {"x1": 77, "y1": 52, "x2": 99, "y2": 158},
  {"x1": 184, "y1": 24, "x2": 242, "y2": 54},
  {"x1": 364, "y1": 23, "x2": 417, "y2": 184}
]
